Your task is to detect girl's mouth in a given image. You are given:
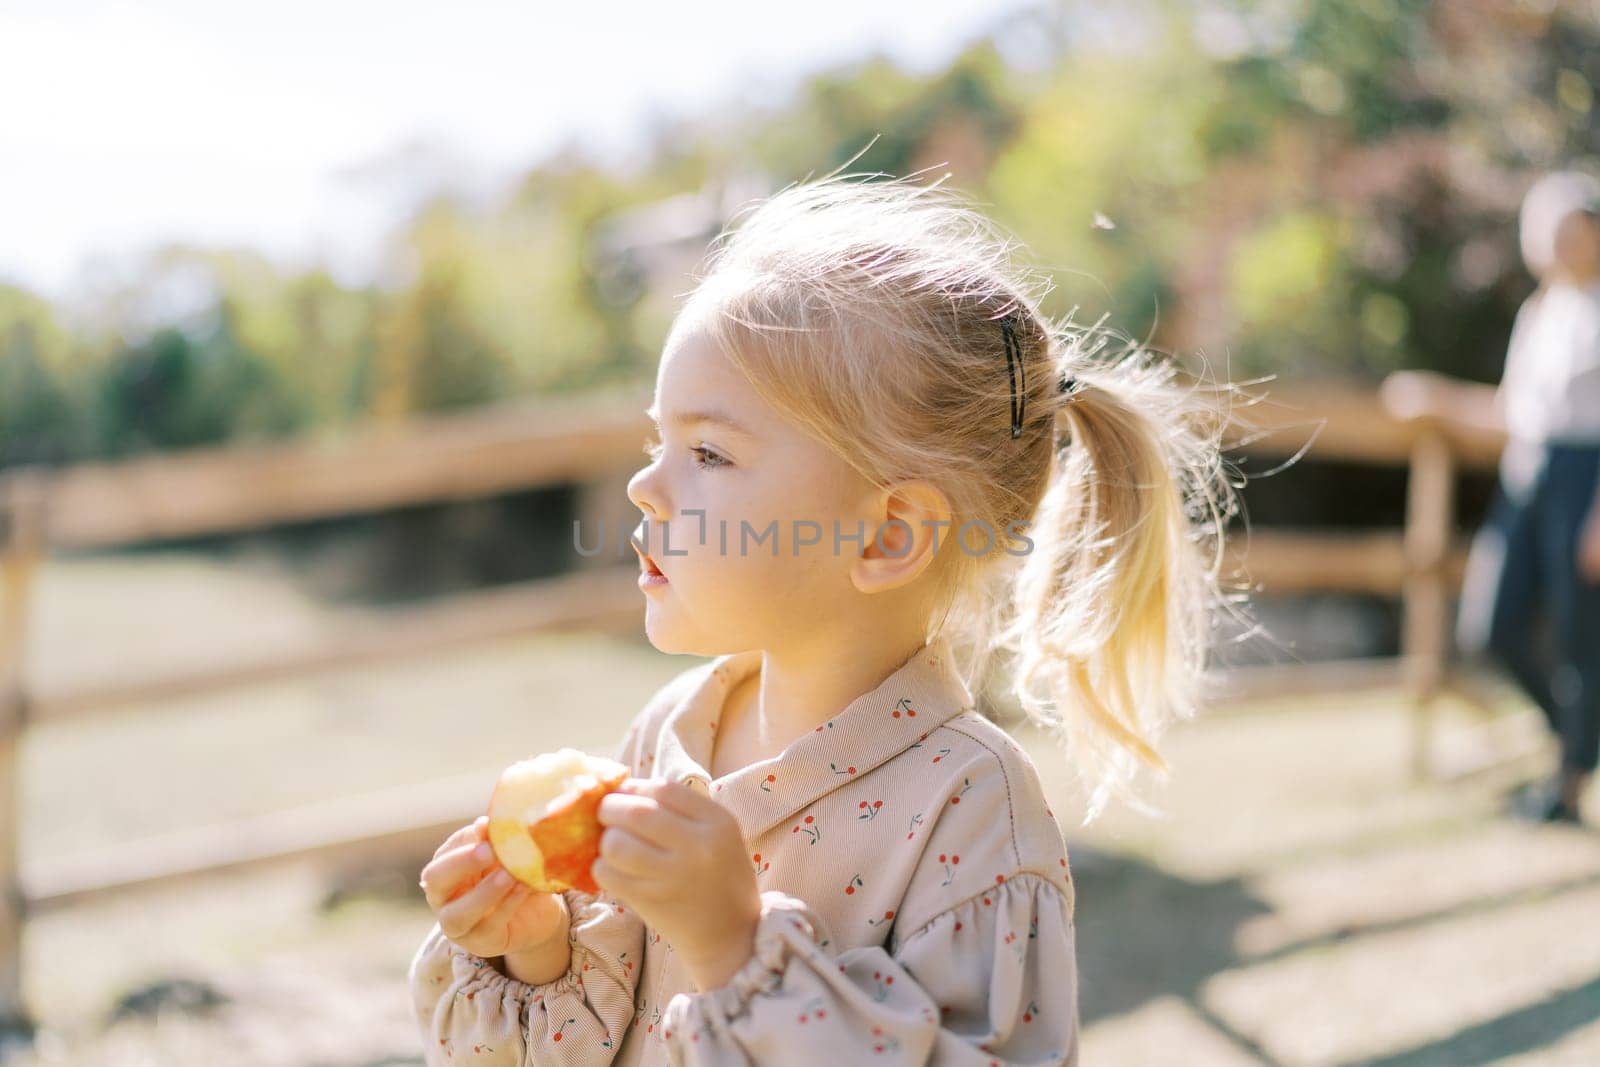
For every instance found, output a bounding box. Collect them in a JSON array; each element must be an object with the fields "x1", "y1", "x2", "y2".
[{"x1": 634, "y1": 543, "x2": 668, "y2": 588}]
